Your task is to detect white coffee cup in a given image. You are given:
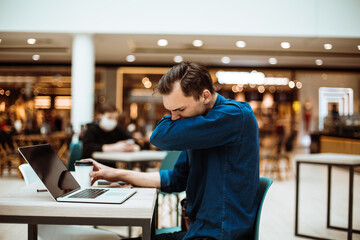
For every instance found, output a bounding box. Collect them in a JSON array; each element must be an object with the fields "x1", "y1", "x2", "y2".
[{"x1": 74, "y1": 160, "x2": 93, "y2": 188}]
